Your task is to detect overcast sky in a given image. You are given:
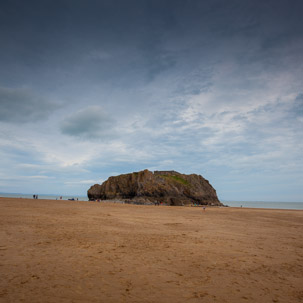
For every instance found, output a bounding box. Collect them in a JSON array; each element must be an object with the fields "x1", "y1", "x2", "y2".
[{"x1": 0, "y1": 0, "x2": 302, "y2": 201}]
